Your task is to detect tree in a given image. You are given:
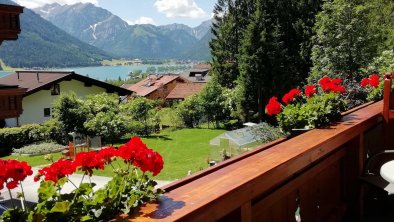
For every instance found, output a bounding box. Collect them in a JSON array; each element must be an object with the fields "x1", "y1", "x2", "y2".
[
  {"x1": 84, "y1": 111, "x2": 127, "y2": 145},
  {"x1": 237, "y1": 0, "x2": 323, "y2": 121},
  {"x1": 52, "y1": 92, "x2": 88, "y2": 134},
  {"x1": 121, "y1": 97, "x2": 159, "y2": 136},
  {"x1": 198, "y1": 81, "x2": 228, "y2": 127},
  {"x1": 177, "y1": 95, "x2": 204, "y2": 128},
  {"x1": 209, "y1": 0, "x2": 255, "y2": 88},
  {"x1": 309, "y1": 0, "x2": 376, "y2": 82},
  {"x1": 83, "y1": 93, "x2": 127, "y2": 144}
]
